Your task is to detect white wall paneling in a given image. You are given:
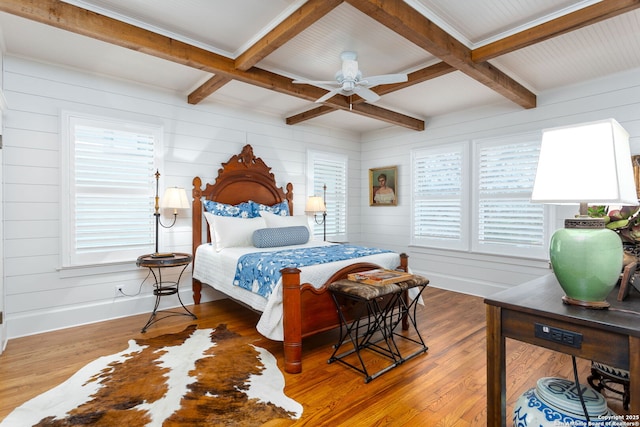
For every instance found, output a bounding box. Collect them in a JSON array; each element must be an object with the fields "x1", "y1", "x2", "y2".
[
  {"x1": 4, "y1": 53, "x2": 640, "y2": 338},
  {"x1": 0, "y1": 81, "x2": 5, "y2": 353},
  {"x1": 2, "y1": 56, "x2": 361, "y2": 338}
]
